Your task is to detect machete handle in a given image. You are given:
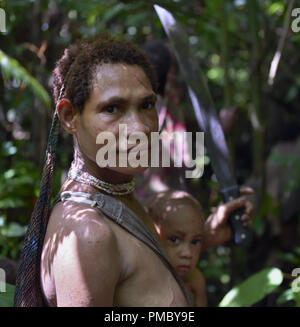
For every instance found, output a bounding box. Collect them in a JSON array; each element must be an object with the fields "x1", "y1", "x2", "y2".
[
  {"x1": 220, "y1": 185, "x2": 253, "y2": 248},
  {"x1": 227, "y1": 207, "x2": 253, "y2": 247}
]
